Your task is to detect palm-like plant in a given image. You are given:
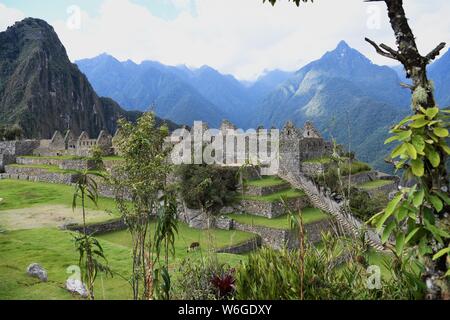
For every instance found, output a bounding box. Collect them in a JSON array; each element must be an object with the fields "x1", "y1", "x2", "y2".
[{"x1": 72, "y1": 170, "x2": 111, "y2": 300}]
